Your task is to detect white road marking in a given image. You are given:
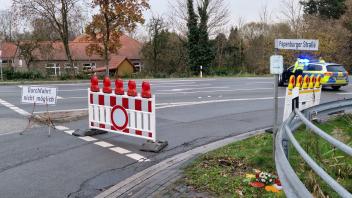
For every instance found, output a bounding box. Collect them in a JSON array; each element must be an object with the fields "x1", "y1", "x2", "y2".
[
  {"x1": 198, "y1": 97, "x2": 202, "y2": 99},
  {"x1": 126, "y1": 153, "x2": 150, "y2": 162},
  {"x1": 57, "y1": 96, "x2": 63, "y2": 99},
  {"x1": 94, "y1": 141, "x2": 114, "y2": 148},
  {"x1": 162, "y1": 86, "x2": 229, "y2": 92},
  {"x1": 59, "y1": 89, "x2": 87, "y2": 92},
  {"x1": 246, "y1": 77, "x2": 272, "y2": 80},
  {"x1": 29, "y1": 83, "x2": 90, "y2": 86},
  {"x1": 337, "y1": 92, "x2": 352, "y2": 95},
  {"x1": 57, "y1": 96, "x2": 86, "y2": 100},
  {"x1": 110, "y1": 147, "x2": 131, "y2": 154},
  {"x1": 207, "y1": 96, "x2": 211, "y2": 98},
  {"x1": 64, "y1": 130, "x2": 75, "y2": 135},
  {"x1": 4, "y1": 103, "x2": 15, "y2": 107},
  {"x1": 156, "y1": 96, "x2": 285, "y2": 109},
  {"x1": 79, "y1": 136, "x2": 98, "y2": 142},
  {"x1": 150, "y1": 79, "x2": 216, "y2": 83},
  {"x1": 156, "y1": 87, "x2": 272, "y2": 95},
  {"x1": 0, "y1": 98, "x2": 30, "y2": 116},
  {"x1": 248, "y1": 82, "x2": 273, "y2": 85},
  {"x1": 55, "y1": 126, "x2": 69, "y2": 131}
]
